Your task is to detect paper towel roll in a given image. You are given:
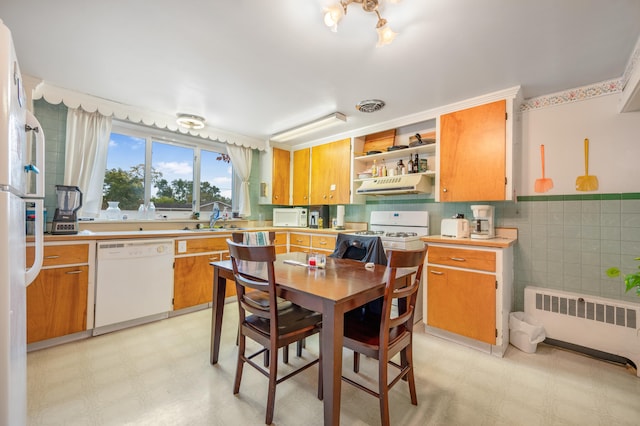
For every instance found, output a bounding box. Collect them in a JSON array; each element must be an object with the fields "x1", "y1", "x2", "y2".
[{"x1": 336, "y1": 205, "x2": 345, "y2": 228}]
